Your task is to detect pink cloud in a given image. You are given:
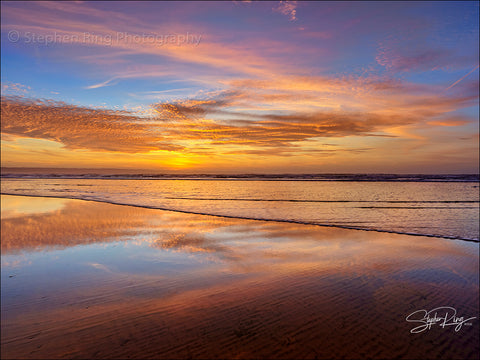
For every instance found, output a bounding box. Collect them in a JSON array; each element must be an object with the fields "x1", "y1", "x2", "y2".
[
  {"x1": 273, "y1": 1, "x2": 297, "y2": 21},
  {"x1": 1, "y1": 82, "x2": 31, "y2": 95}
]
